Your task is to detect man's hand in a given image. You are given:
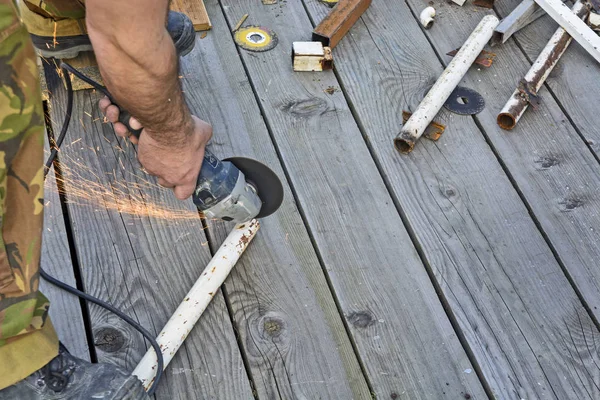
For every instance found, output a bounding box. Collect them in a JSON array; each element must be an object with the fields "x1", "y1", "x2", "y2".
[{"x1": 99, "y1": 96, "x2": 213, "y2": 200}]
